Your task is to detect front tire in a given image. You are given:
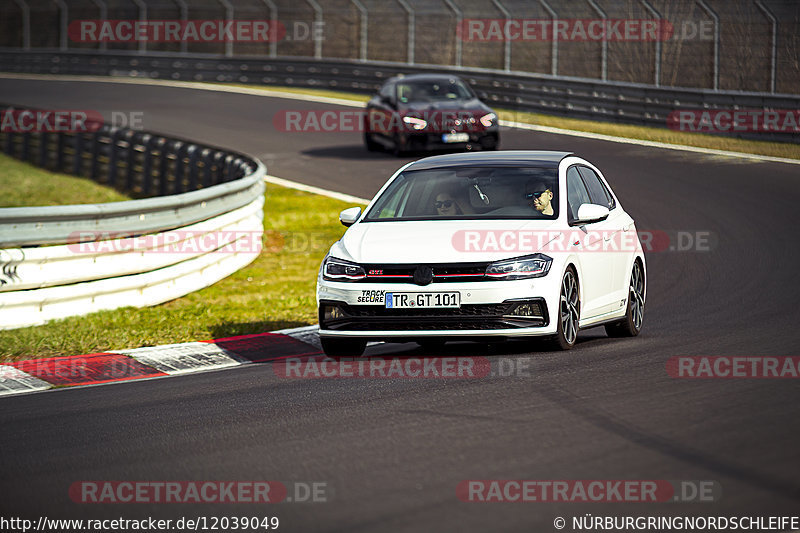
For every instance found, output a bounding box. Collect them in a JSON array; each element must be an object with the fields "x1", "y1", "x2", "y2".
[
  {"x1": 549, "y1": 267, "x2": 580, "y2": 350},
  {"x1": 320, "y1": 337, "x2": 367, "y2": 357},
  {"x1": 605, "y1": 260, "x2": 645, "y2": 337},
  {"x1": 363, "y1": 131, "x2": 381, "y2": 152}
]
